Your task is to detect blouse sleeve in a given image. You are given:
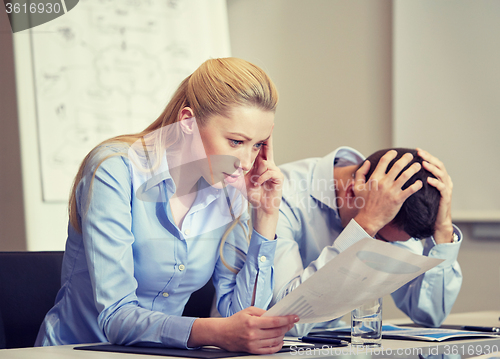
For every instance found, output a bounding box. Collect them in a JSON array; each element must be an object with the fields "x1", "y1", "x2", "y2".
[{"x1": 212, "y1": 208, "x2": 277, "y2": 317}]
